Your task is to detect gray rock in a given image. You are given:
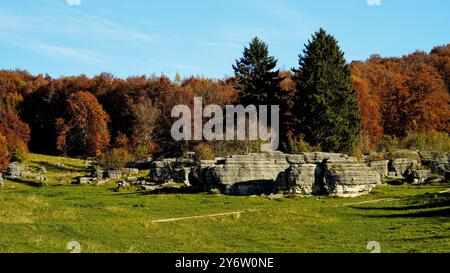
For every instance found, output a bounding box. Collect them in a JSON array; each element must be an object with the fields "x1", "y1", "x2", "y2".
[
  {"x1": 49, "y1": 162, "x2": 66, "y2": 168},
  {"x1": 0, "y1": 175, "x2": 4, "y2": 187},
  {"x1": 115, "y1": 181, "x2": 129, "y2": 192},
  {"x1": 76, "y1": 177, "x2": 92, "y2": 184},
  {"x1": 389, "y1": 158, "x2": 420, "y2": 177},
  {"x1": 149, "y1": 159, "x2": 187, "y2": 183},
  {"x1": 124, "y1": 168, "x2": 139, "y2": 176},
  {"x1": 324, "y1": 163, "x2": 380, "y2": 197},
  {"x1": 3, "y1": 162, "x2": 27, "y2": 179},
  {"x1": 106, "y1": 169, "x2": 122, "y2": 179},
  {"x1": 369, "y1": 160, "x2": 390, "y2": 178},
  {"x1": 268, "y1": 193, "x2": 284, "y2": 200},
  {"x1": 285, "y1": 164, "x2": 318, "y2": 195},
  {"x1": 302, "y1": 152, "x2": 358, "y2": 164},
  {"x1": 37, "y1": 166, "x2": 47, "y2": 173},
  {"x1": 409, "y1": 170, "x2": 432, "y2": 184}
]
